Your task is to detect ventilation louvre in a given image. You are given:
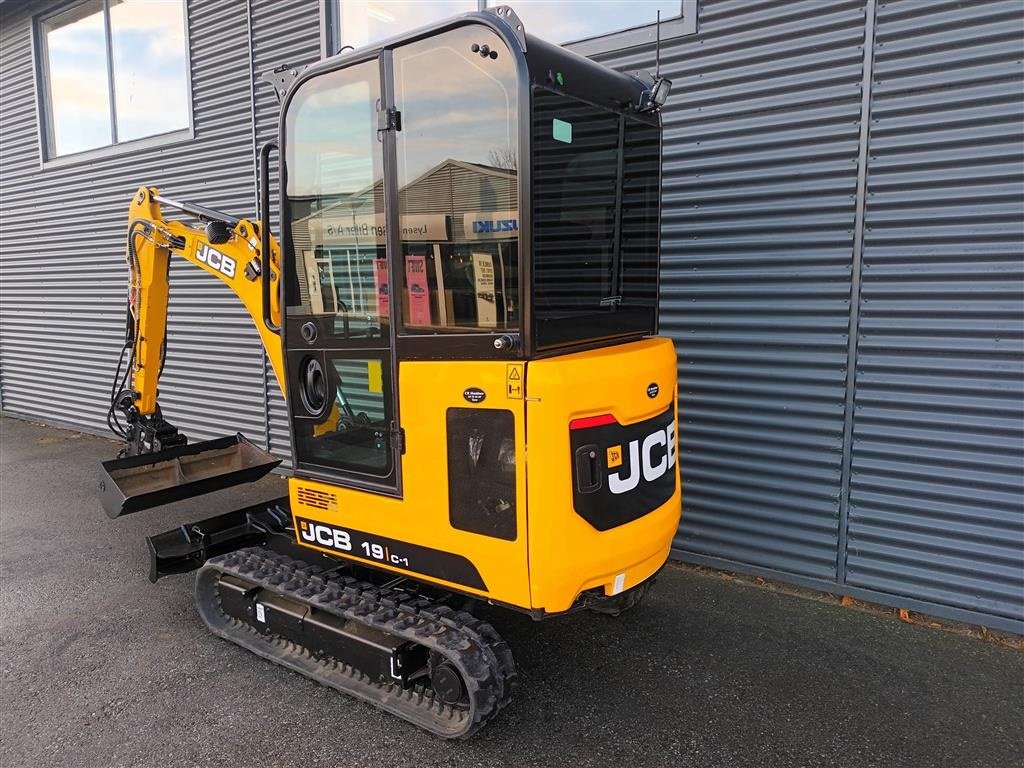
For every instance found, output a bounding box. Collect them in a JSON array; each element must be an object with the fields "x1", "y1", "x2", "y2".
[{"x1": 296, "y1": 485, "x2": 338, "y2": 512}]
